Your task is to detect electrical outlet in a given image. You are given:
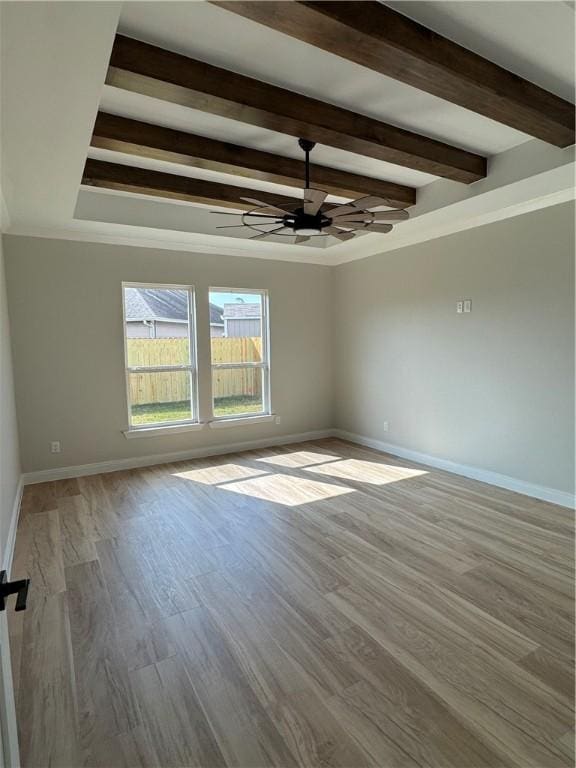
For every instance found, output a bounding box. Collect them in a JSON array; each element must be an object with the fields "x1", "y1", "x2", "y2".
[
  {"x1": 456, "y1": 301, "x2": 464, "y2": 314},
  {"x1": 274, "y1": 416, "x2": 281, "y2": 425},
  {"x1": 50, "y1": 441, "x2": 61, "y2": 454},
  {"x1": 464, "y1": 299, "x2": 472, "y2": 313},
  {"x1": 383, "y1": 421, "x2": 389, "y2": 432}
]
